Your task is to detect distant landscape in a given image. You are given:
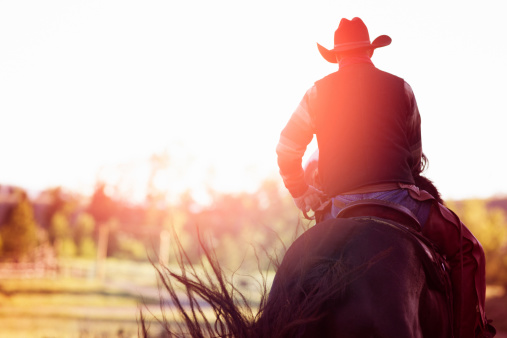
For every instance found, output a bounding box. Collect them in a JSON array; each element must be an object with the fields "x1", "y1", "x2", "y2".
[{"x1": 0, "y1": 181, "x2": 506, "y2": 337}]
